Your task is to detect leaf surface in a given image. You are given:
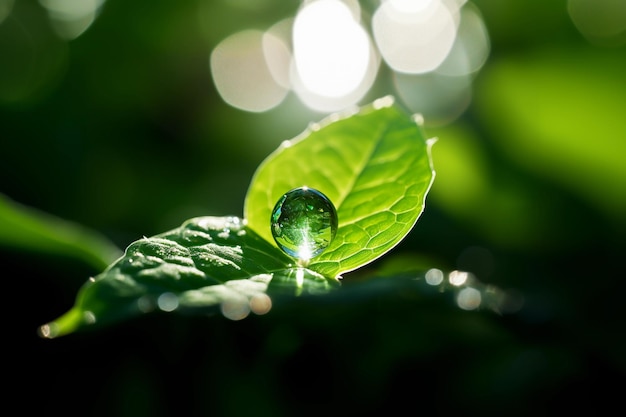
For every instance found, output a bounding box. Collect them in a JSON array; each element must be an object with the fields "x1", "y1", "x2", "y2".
[{"x1": 40, "y1": 216, "x2": 338, "y2": 338}]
